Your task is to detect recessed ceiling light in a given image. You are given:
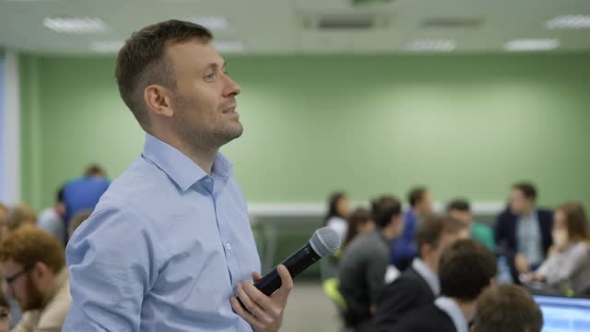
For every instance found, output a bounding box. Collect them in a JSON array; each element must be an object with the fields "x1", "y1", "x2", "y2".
[
  {"x1": 405, "y1": 40, "x2": 456, "y2": 52},
  {"x1": 185, "y1": 16, "x2": 231, "y2": 30},
  {"x1": 546, "y1": 15, "x2": 590, "y2": 29},
  {"x1": 213, "y1": 41, "x2": 245, "y2": 53},
  {"x1": 90, "y1": 41, "x2": 124, "y2": 53},
  {"x1": 504, "y1": 39, "x2": 559, "y2": 52},
  {"x1": 44, "y1": 17, "x2": 107, "y2": 33}
]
